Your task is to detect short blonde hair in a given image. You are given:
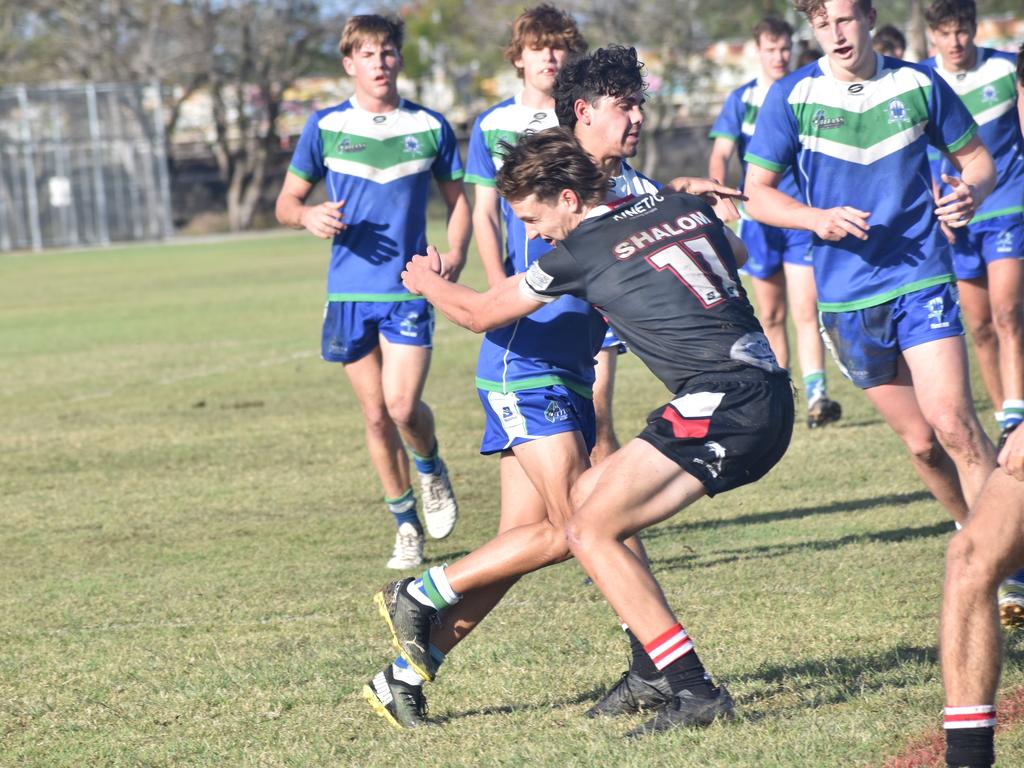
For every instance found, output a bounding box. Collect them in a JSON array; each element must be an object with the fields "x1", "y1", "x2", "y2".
[
  {"x1": 339, "y1": 14, "x2": 404, "y2": 58},
  {"x1": 504, "y1": 5, "x2": 586, "y2": 78}
]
